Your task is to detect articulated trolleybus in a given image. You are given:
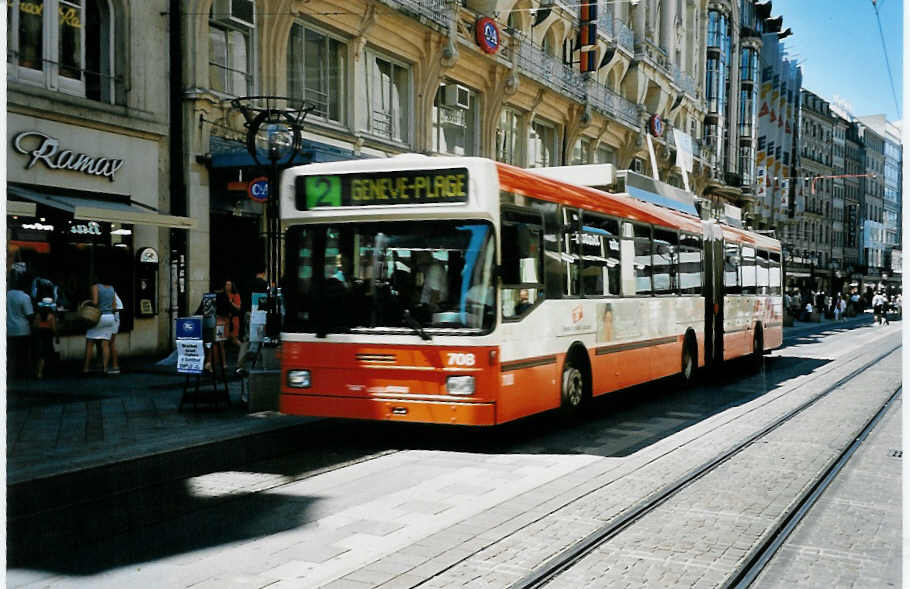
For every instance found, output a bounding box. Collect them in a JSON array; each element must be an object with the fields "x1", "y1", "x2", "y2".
[{"x1": 279, "y1": 155, "x2": 782, "y2": 426}]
